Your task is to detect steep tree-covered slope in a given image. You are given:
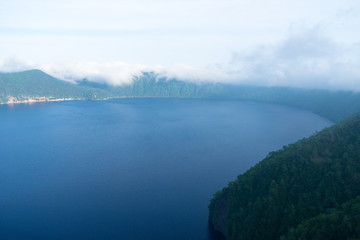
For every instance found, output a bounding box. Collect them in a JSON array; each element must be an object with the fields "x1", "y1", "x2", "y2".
[
  {"x1": 282, "y1": 195, "x2": 360, "y2": 240},
  {"x1": 209, "y1": 114, "x2": 360, "y2": 240}
]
